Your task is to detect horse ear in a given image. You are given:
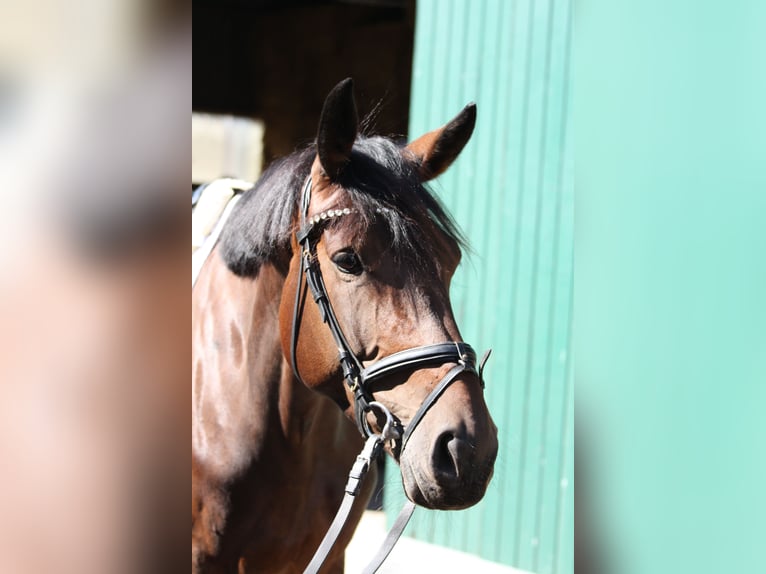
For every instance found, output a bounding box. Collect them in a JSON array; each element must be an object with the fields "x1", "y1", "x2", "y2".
[
  {"x1": 405, "y1": 103, "x2": 477, "y2": 181},
  {"x1": 316, "y1": 78, "x2": 359, "y2": 179}
]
